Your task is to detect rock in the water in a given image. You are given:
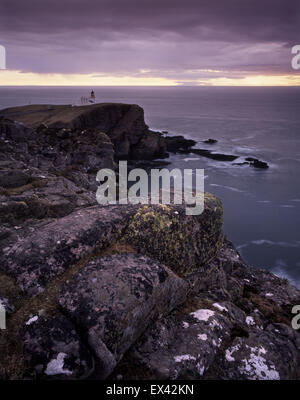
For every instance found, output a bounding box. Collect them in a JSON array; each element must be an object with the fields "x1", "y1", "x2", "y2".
[
  {"x1": 203, "y1": 139, "x2": 218, "y2": 144},
  {"x1": 59, "y1": 254, "x2": 188, "y2": 379},
  {"x1": 20, "y1": 314, "x2": 94, "y2": 379},
  {"x1": 245, "y1": 157, "x2": 269, "y2": 169},
  {"x1": 191, "y1": 149, "x2": 238, "y2": 161},
  {"x1": 123, "y1": 194, "x2": 224, "y2": 276},
  {"x1": 130, "y1": 130, "x2": 167, "y2": 160},
  {"x1": 165, "y1": 135, "x2": 196, "y2": 153}
]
